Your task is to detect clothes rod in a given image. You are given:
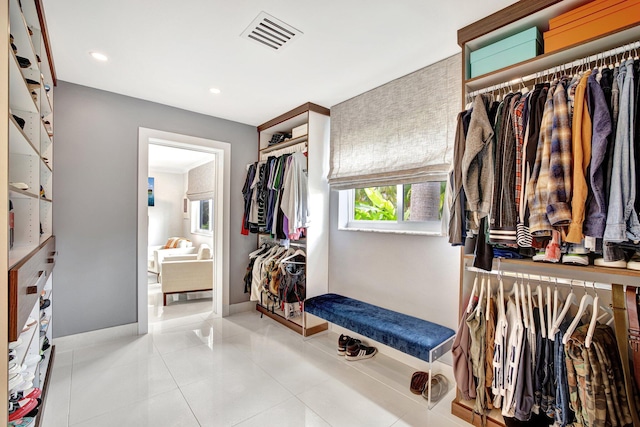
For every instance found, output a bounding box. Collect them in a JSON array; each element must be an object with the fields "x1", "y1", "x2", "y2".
[
  {"x1": 465, "y1": 265, "x2": 615, "y2": 291},
  {"x1": 467, "y1": 39, "x2": 640, "y2": 99}
]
